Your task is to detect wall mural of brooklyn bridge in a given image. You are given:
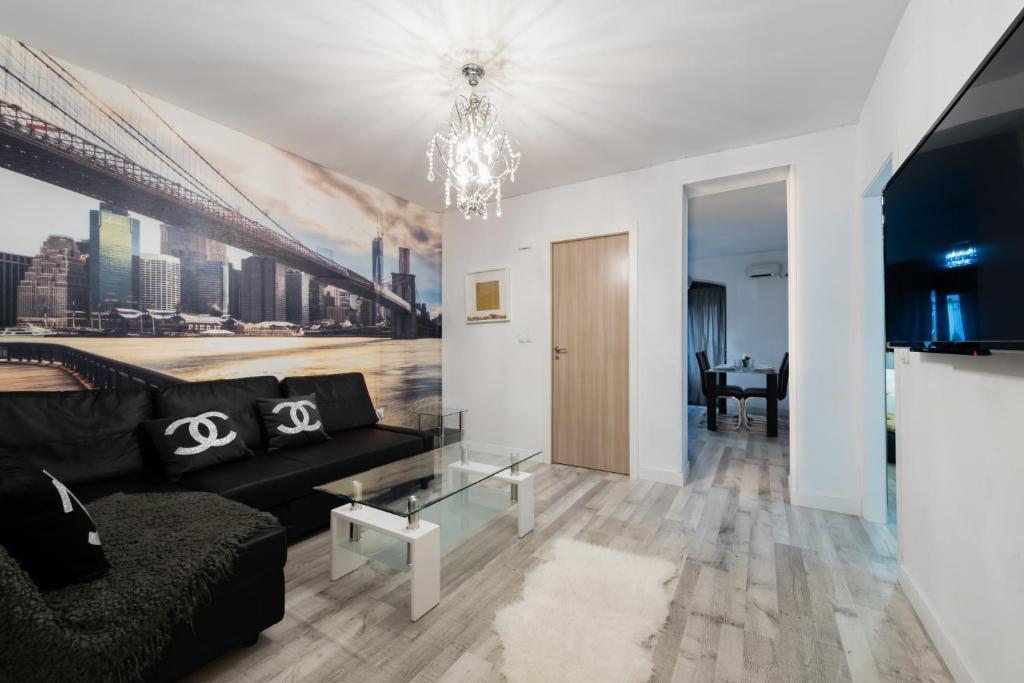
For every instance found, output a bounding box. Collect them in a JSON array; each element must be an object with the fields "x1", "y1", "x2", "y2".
[{"x1": 0, "y1": 34, "x2": 442, "y2": 427}]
